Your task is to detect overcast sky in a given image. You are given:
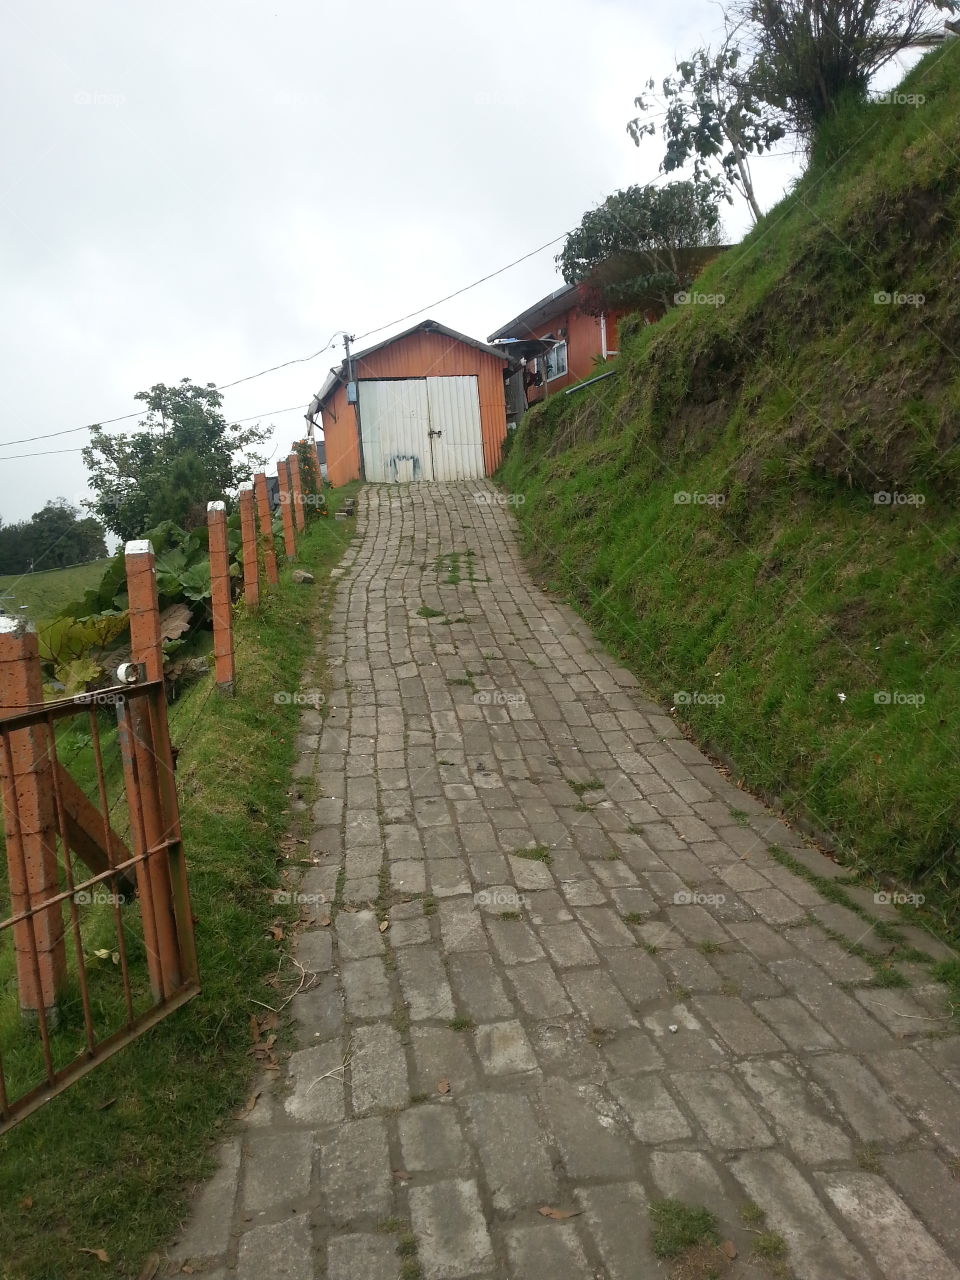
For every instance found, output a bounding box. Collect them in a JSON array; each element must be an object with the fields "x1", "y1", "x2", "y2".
[{"x1": 0, "y1": 1, "x2": 827, "y2": 528}]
